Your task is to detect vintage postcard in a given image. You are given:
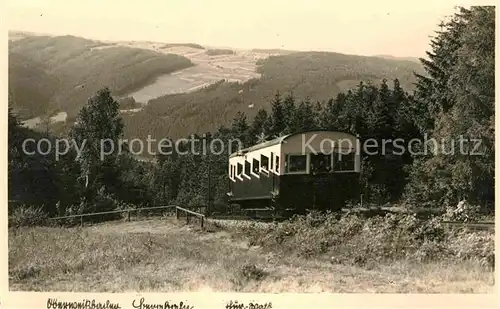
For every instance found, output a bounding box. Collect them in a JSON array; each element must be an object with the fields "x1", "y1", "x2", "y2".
[{"x1": 2, "y1": 0, "x2": 498, "y2": 308}]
